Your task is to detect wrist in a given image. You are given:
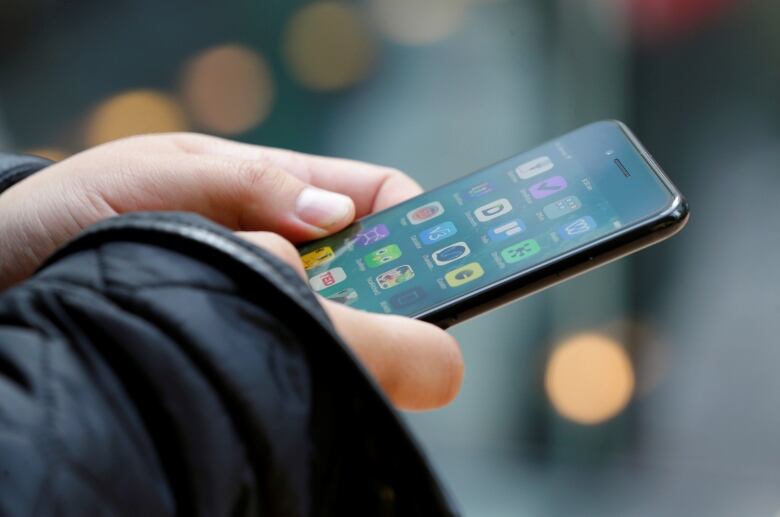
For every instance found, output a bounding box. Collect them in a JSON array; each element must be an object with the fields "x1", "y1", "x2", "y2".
[{"x1": 0, "y1": 177, "x2": 85, "y2": 289}]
